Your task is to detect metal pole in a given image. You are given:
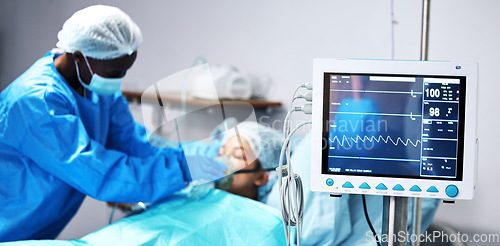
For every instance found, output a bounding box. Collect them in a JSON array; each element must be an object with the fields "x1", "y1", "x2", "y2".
[
  {"x1": 420, "y1": 0, "x2": 431, "y2": 61},
  {"x1": 413, "y1": 1, "x2": 431, "y2": 245},
  {"x1": 412, "y1": 198, "x2": 423, "y2": 246},
  {"x1": 382, "y1": 196, "x2": 409, "y2": 246}
]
